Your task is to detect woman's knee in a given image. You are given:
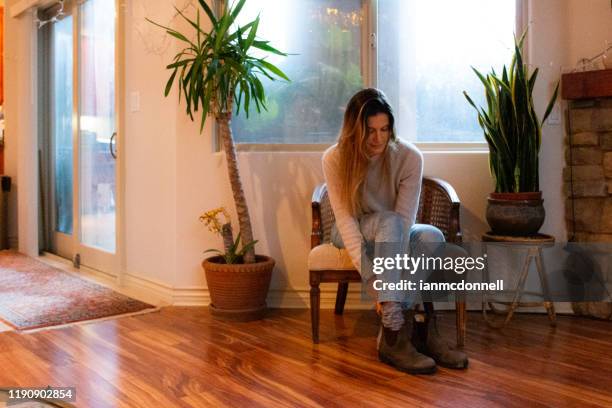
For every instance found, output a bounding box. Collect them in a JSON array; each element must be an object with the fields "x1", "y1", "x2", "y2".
[
  {"x1": 374, "y1": 211, "x2": 407, "y2": 242},
  {"x1": 410, "y1": 224, "x2": 445, "y2": 244}
]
